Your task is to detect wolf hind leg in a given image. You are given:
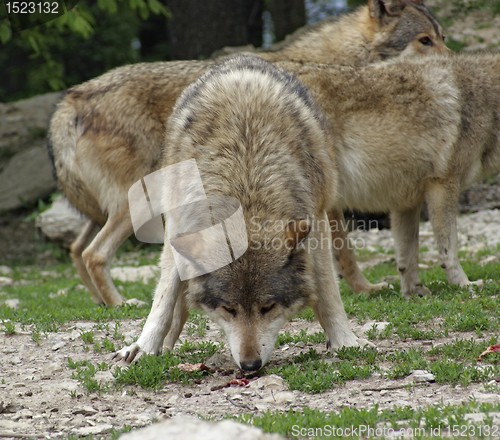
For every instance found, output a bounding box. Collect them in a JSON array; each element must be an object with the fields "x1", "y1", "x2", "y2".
[
  {"x1": 328, "y1": 209, "x2": 387, "y2": 293},
  {"x1": 70, "y1": 219, "x2": 101, "y2": 304},
  {"x1": 82, "y1": 209, "x2": 142, "y2": 306},
  {"x1": 391, "y1": 206, "x2": 431, "y2": 298}
]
